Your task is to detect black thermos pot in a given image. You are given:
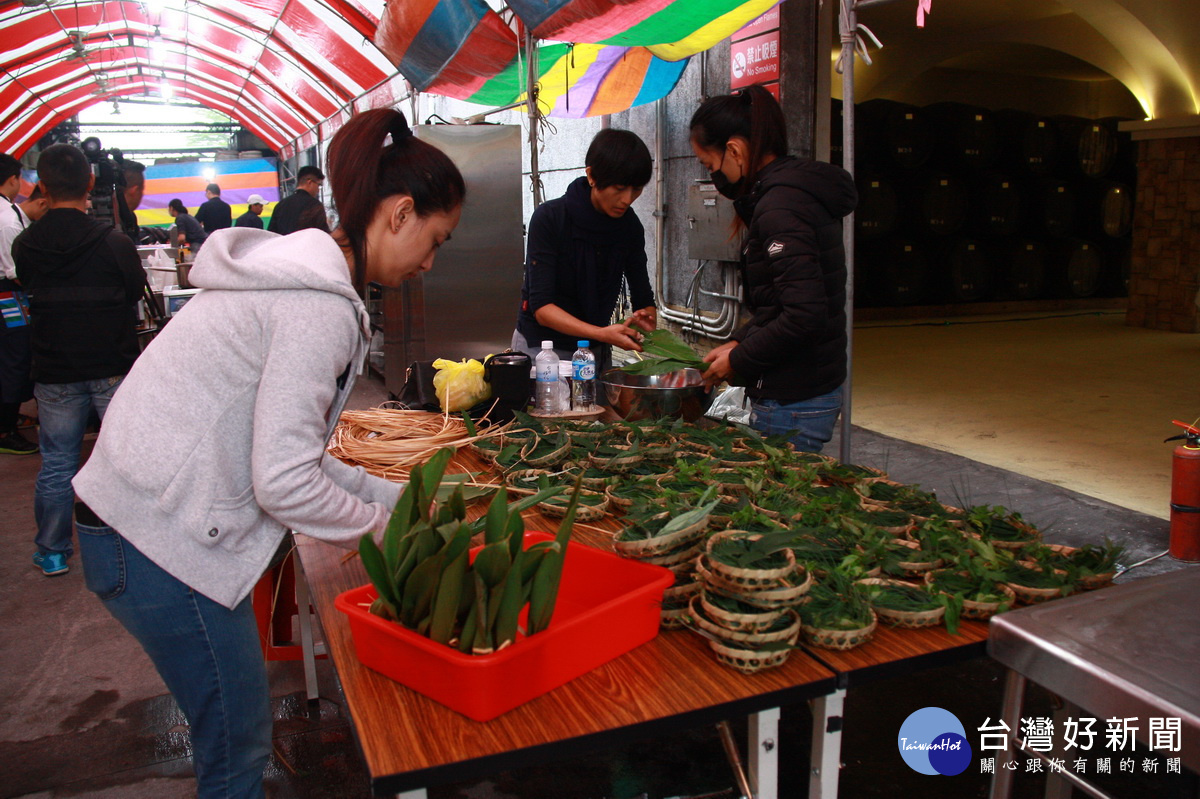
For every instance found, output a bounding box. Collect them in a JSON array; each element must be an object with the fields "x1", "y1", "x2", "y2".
[{"x1": 483, "y1": 351, "x2": 532, "y2": 420}]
